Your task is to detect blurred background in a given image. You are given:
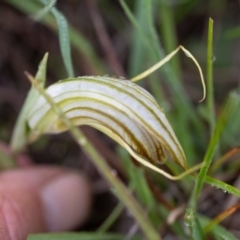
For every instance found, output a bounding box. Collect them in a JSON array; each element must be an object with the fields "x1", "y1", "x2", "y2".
[{"x1": 1, "y1": 0, "x2": 240, "y2": 238}]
